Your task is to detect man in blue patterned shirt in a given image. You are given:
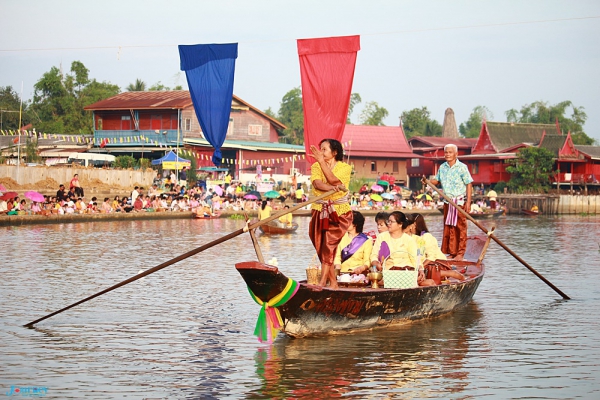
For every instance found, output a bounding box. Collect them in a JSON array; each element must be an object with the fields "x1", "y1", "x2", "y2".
[{"x1": 429, "y1": 144, "x2": 473, "y2": 261}]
